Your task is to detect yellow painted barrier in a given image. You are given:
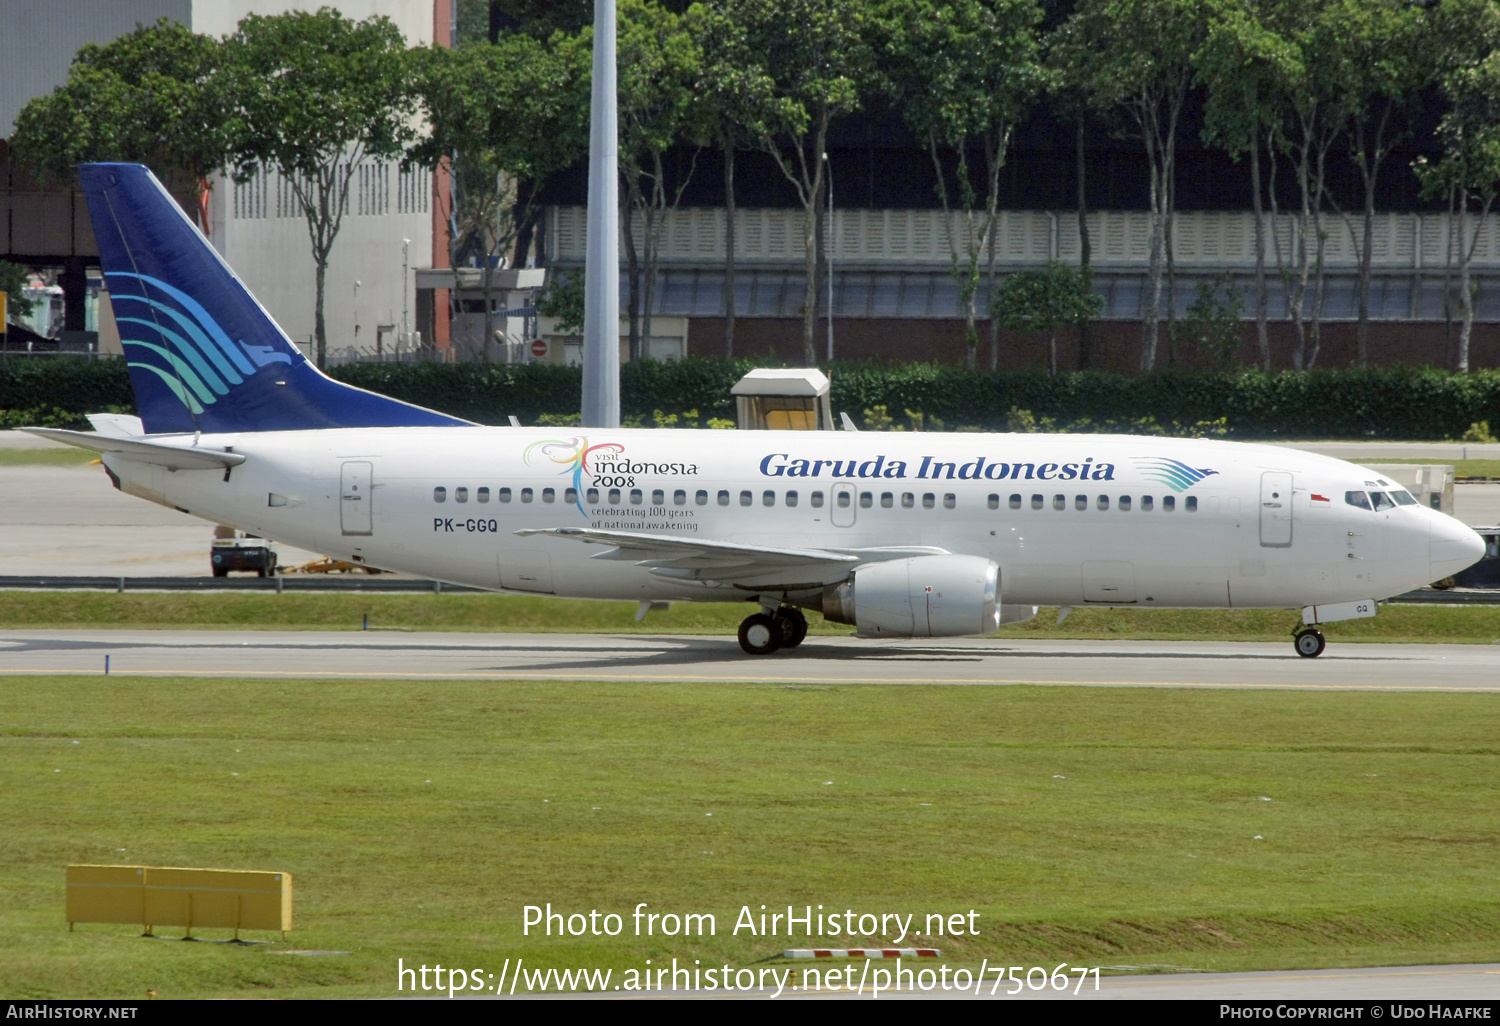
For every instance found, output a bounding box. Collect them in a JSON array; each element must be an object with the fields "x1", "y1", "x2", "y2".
[{"x1": 66, "y1": 864, "x2": 292, "y2": 939}]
